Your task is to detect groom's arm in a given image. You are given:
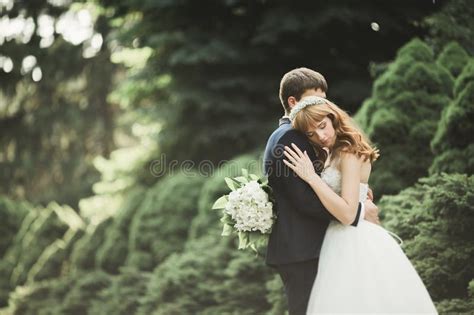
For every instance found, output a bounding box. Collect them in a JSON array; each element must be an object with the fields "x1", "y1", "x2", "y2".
[
  {"x1": 277, "y1": 130, "x2": 334, "y2": 221},
  {"x1": 277, "y1": 130, "x2": 362, "y2": 226}
]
